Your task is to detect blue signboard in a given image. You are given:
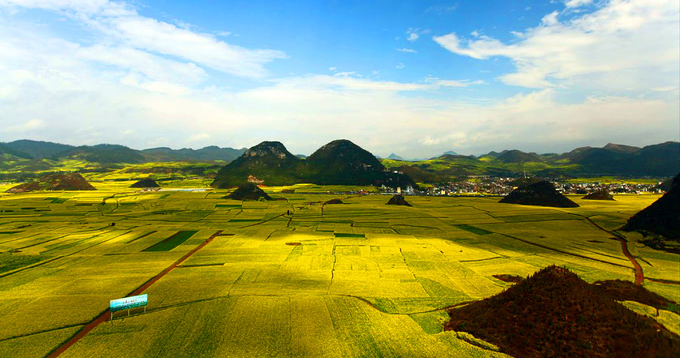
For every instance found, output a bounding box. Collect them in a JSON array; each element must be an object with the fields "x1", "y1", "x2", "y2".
[{"x1": 110, "y1": 294, "x2": 147, "y2": 312}]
